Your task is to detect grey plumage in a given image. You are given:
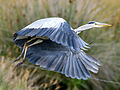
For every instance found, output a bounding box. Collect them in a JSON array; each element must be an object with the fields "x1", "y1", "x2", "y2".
[
  {"x1": 14, "y1": 18, "x2": 89, "y2": 51},
  {"x1": 25, "y1": 40, "x2": 100, "y2": 79},
  {"x1": 13, "y1": 17, "x2": 110, "y2": 80},
  {"x1": 14, "y1": 38, "x2": 99, "y2": 79}
]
